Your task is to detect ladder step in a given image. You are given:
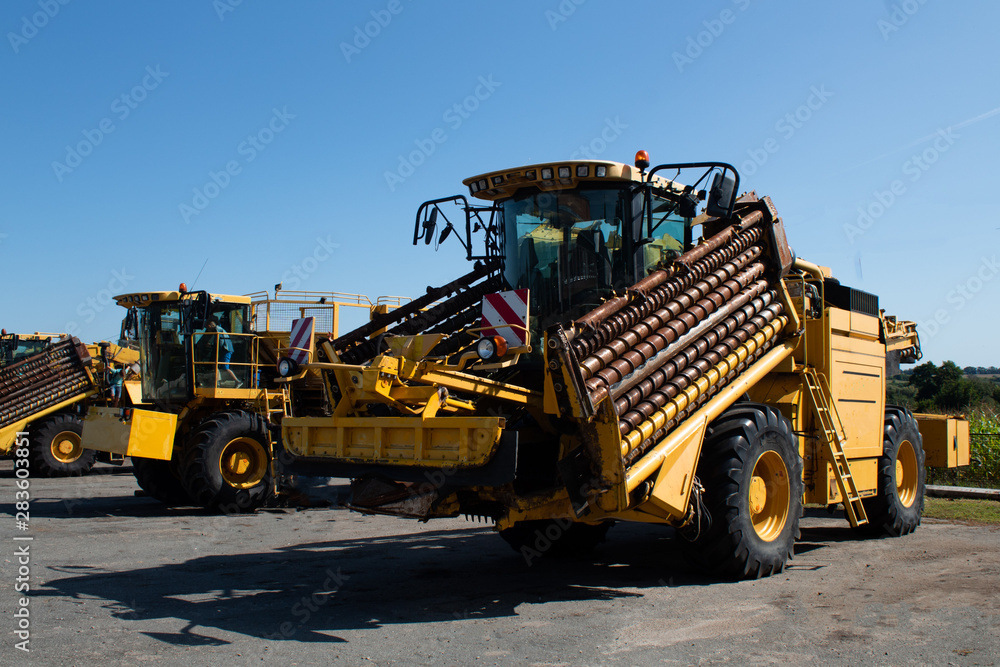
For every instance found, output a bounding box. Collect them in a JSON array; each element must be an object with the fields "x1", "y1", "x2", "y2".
[{"x1": 803, "y1": 367, "x2": 869, "y2": 527}]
